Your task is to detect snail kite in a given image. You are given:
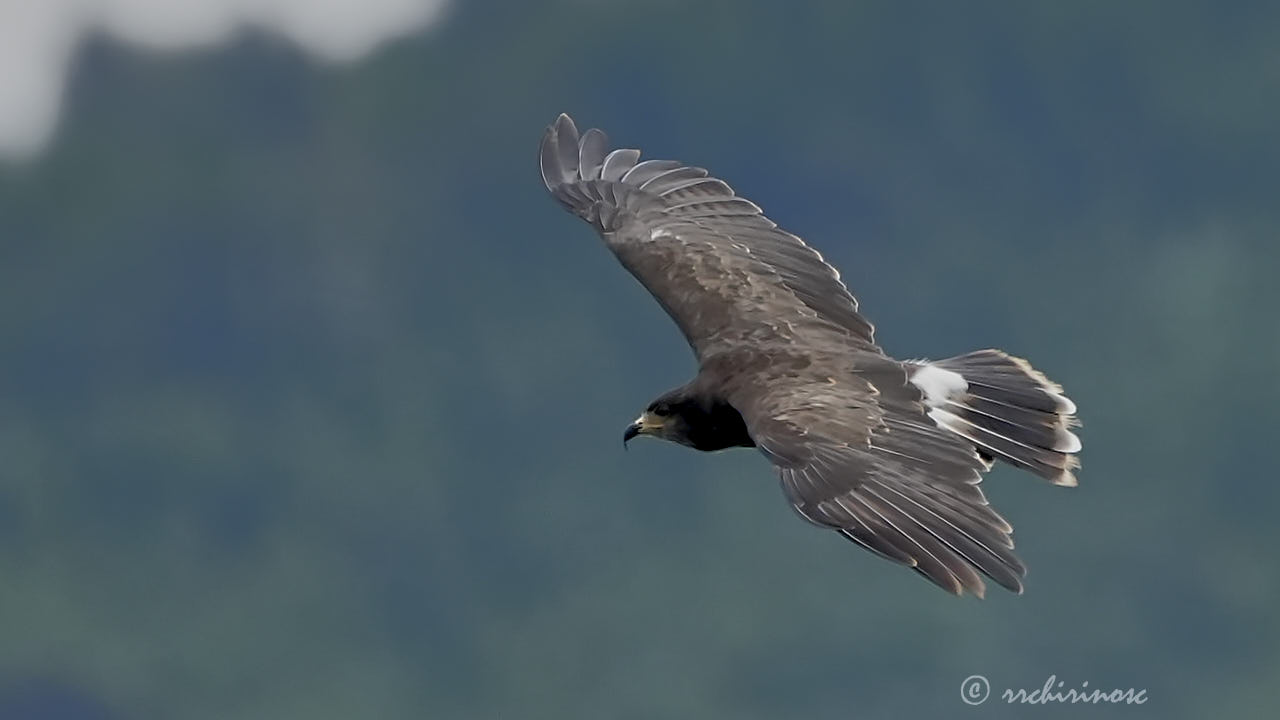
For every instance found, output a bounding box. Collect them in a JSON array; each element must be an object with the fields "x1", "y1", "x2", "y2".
[{"x1": 539, "y1": 114, "x2": 1081, "y2": 597}]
